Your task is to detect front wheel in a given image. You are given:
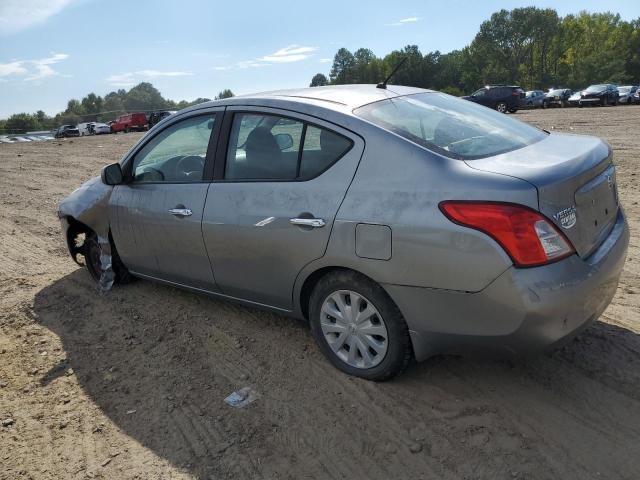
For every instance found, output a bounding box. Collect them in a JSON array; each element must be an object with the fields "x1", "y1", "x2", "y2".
[
  {"x1": 496, "y1": 101, "x2": 508, "y2": 113},
  {"x1": 309, "y1": 270, "x2": 412, "y2": 381},
  {"x1": 84, "y1": 232, "x2": 133, "y2": 285}
]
